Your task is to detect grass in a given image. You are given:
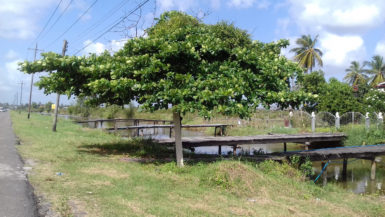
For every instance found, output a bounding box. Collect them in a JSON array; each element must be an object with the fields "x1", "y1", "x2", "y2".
[
  {"x1": 342, "y1": 125, "x2": 385, "y2": 146},
  {"x1": 11, "y1": 112, "x2": 385, "y2": 217}
]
